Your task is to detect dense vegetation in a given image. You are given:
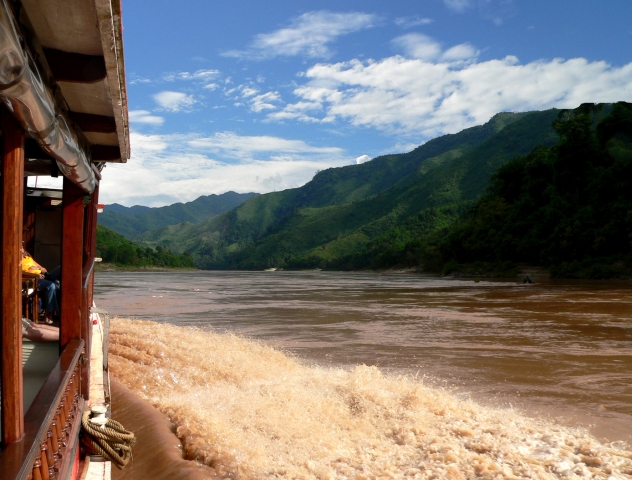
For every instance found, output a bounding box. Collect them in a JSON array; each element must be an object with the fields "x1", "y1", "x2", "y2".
[
  {"x1": 96, "y1": 225, "x2": 195, "y2": 268},
  {"x1": 134, "y1": 109, "x2": 561, "y2": 269},
  {"x1": 423, "y1": 102, "x2": 632, "y2": 278},
  {"x1": 100, "y1": 191, "x2": 257, "y2": 238}
]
